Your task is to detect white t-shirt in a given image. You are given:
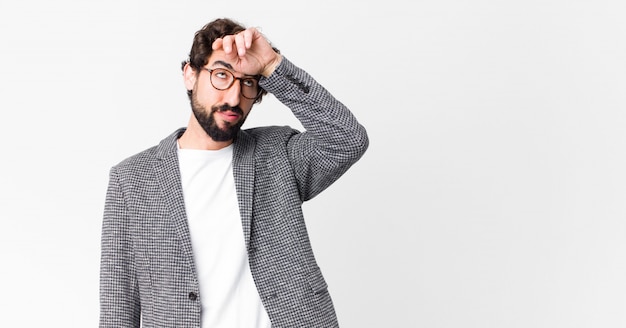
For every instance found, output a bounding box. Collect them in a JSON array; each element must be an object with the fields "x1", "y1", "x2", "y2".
[{"x1": 177, "y1": 142, "x2": 271, "y2": 328}]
